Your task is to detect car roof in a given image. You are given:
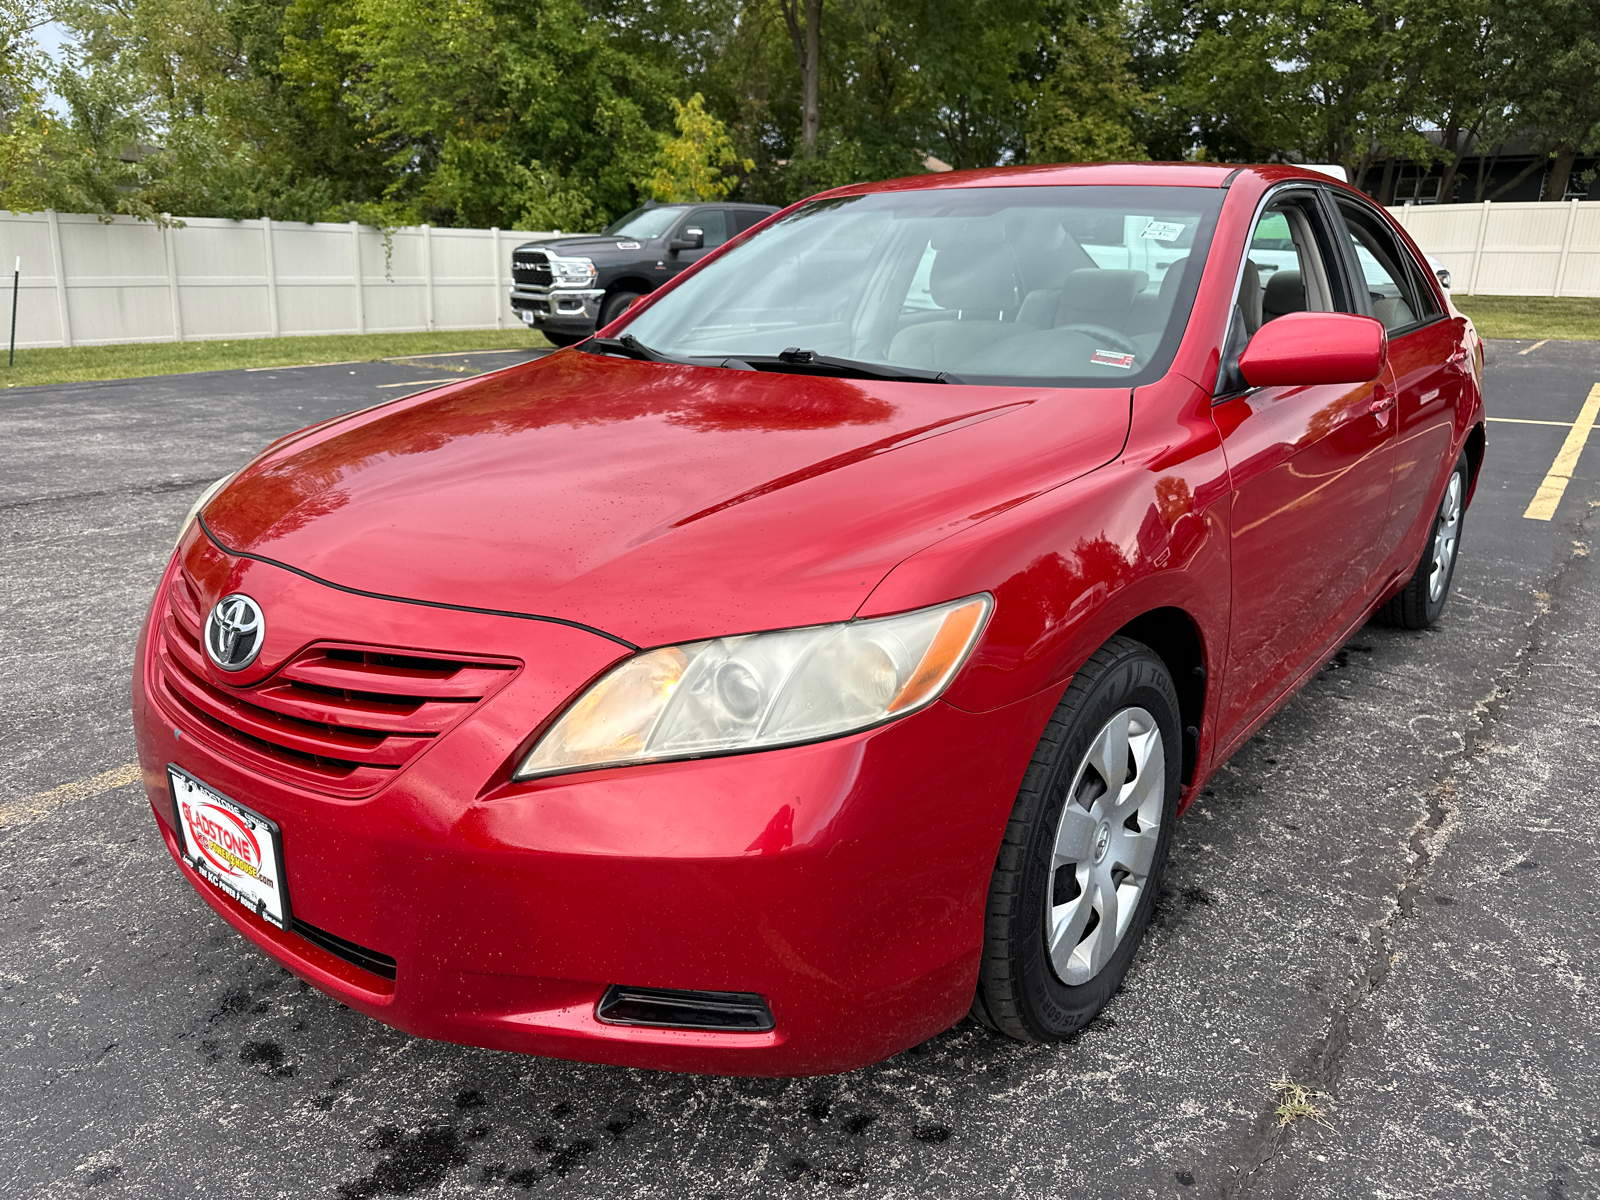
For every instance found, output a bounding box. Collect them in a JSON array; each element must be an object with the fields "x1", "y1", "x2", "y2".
[{"x1": 814, "y1": 161, "x2": 1342, "y2": 198}]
